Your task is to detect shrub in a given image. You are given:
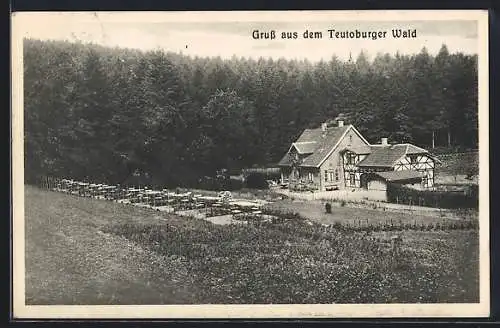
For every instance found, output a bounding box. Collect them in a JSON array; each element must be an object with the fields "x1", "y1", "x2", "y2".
[
  {"x1": 245, "y1": 173, "x2": 269, "y2": 189},
  {"x1": 340, "y1": 200, "x2": 346, "y2": 207},
  {"x1": 225, "y1": 178, "x2": 244, "y2": 190},
  {"x1": 325, "y1": 202, "x2": 332, "y2": 214},
  {"x1": 386, "y1": 183, "x2": 478, "y2": 209}
]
